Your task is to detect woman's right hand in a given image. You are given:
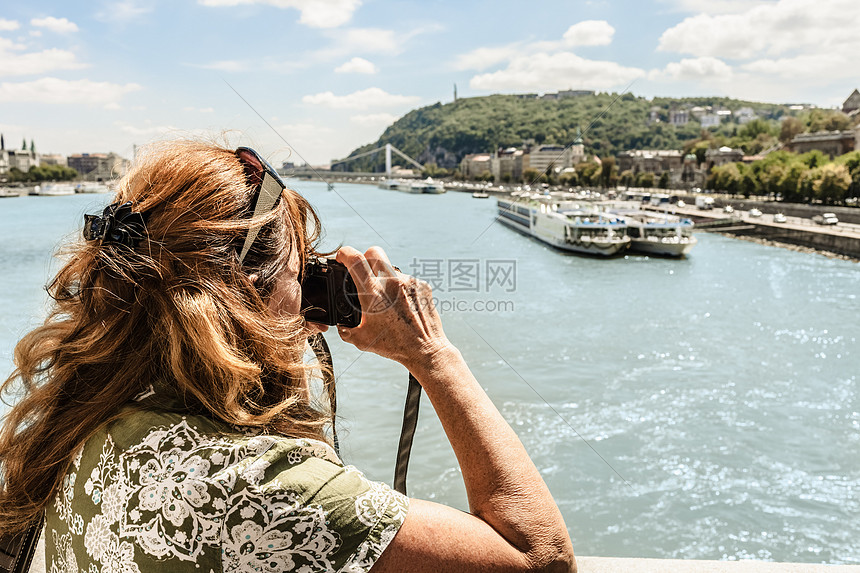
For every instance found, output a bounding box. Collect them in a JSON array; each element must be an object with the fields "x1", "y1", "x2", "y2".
[{"x1": 335, "y1": 246, "x2": 453, "y2": 374}]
